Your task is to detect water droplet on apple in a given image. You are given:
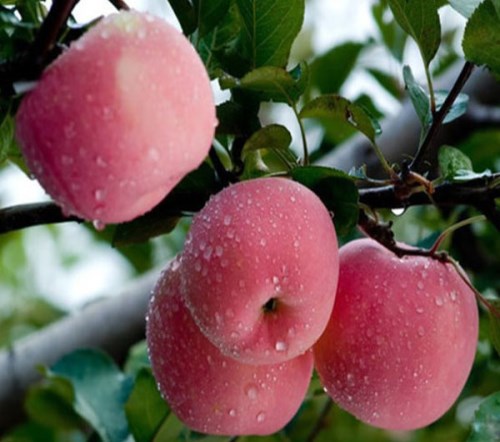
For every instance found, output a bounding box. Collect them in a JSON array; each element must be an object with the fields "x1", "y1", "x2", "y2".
[
  {"x1": 94, "y1": 189, "x2": 105, "y2": 202},
  {"x1": 256, "y1": 411, "x2": 266, "y2": 423},
  {"x1": 92, "y1": 219, "x2": 106, "y2": 231},
  {"x1": 417, "y1": 326, "x2": 425, "y2": 337},
  {"x1": 275, "y1": 341, "x2": 287, "y2": 352},
  {"x1": 435, "y1": 296, "x2": 444, "y2": 307},
  {"x1": 223, "y1": 215, "x2": 232, "y2": 226},
  {"x1": 245, "y1": 383, "x2": 258, "y2": 400}
]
